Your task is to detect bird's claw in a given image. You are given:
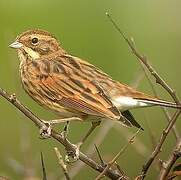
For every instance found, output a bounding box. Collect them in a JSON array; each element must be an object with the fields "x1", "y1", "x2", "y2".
[
  {"x1": 60, "y1": 121, "x2": 69, "y2": 139},
  {"x1": 39, "y1": 121, "x2": 52, "y2": 139}
]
